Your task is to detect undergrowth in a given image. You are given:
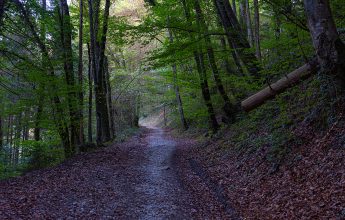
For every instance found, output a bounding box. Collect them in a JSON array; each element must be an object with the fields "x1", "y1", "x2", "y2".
[{"x1": 231, "y1": 75, "x2": 343, "y2": 165}]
